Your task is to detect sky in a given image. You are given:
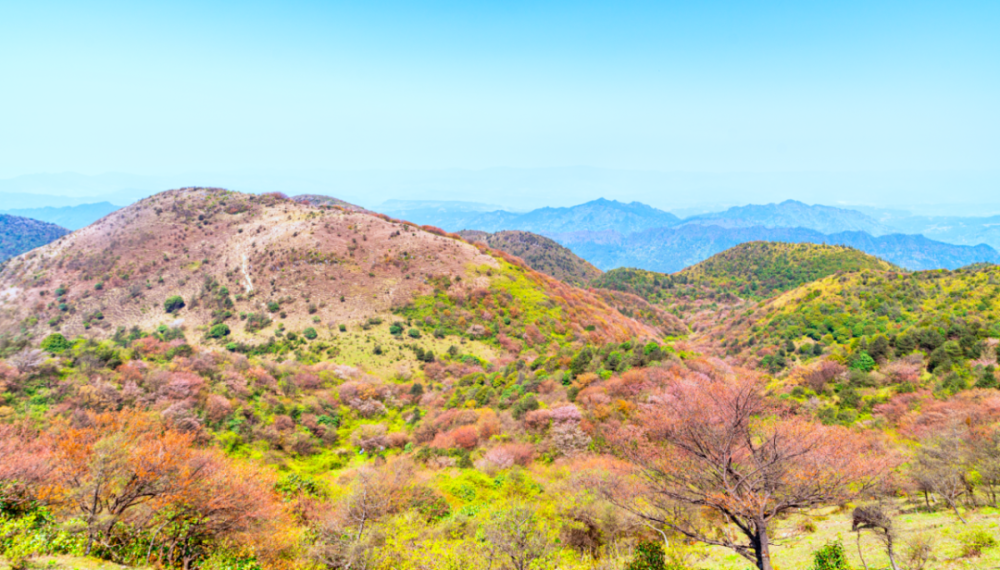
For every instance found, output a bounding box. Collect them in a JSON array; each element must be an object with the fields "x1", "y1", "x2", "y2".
[{"x1": 1, "y1": 1, "x2": 999, "y2": 207}]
